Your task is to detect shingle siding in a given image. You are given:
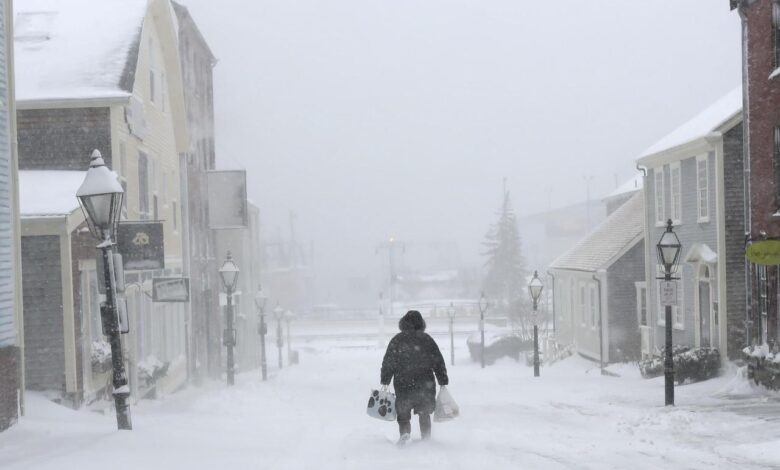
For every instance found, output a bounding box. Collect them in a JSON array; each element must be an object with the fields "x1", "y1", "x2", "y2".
[
  {"x1": 723, "y1": 122, "x2": 748, "y2": 358},
  {"x1": 606, "y1": 241, "x2": 644, "y2": 361},
  {"x1": 22, "y1": 235, "x2": 65, "y2": 391},
  {"x1": 17, "y1": 108, "x2": 112, "y2": 171}
]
